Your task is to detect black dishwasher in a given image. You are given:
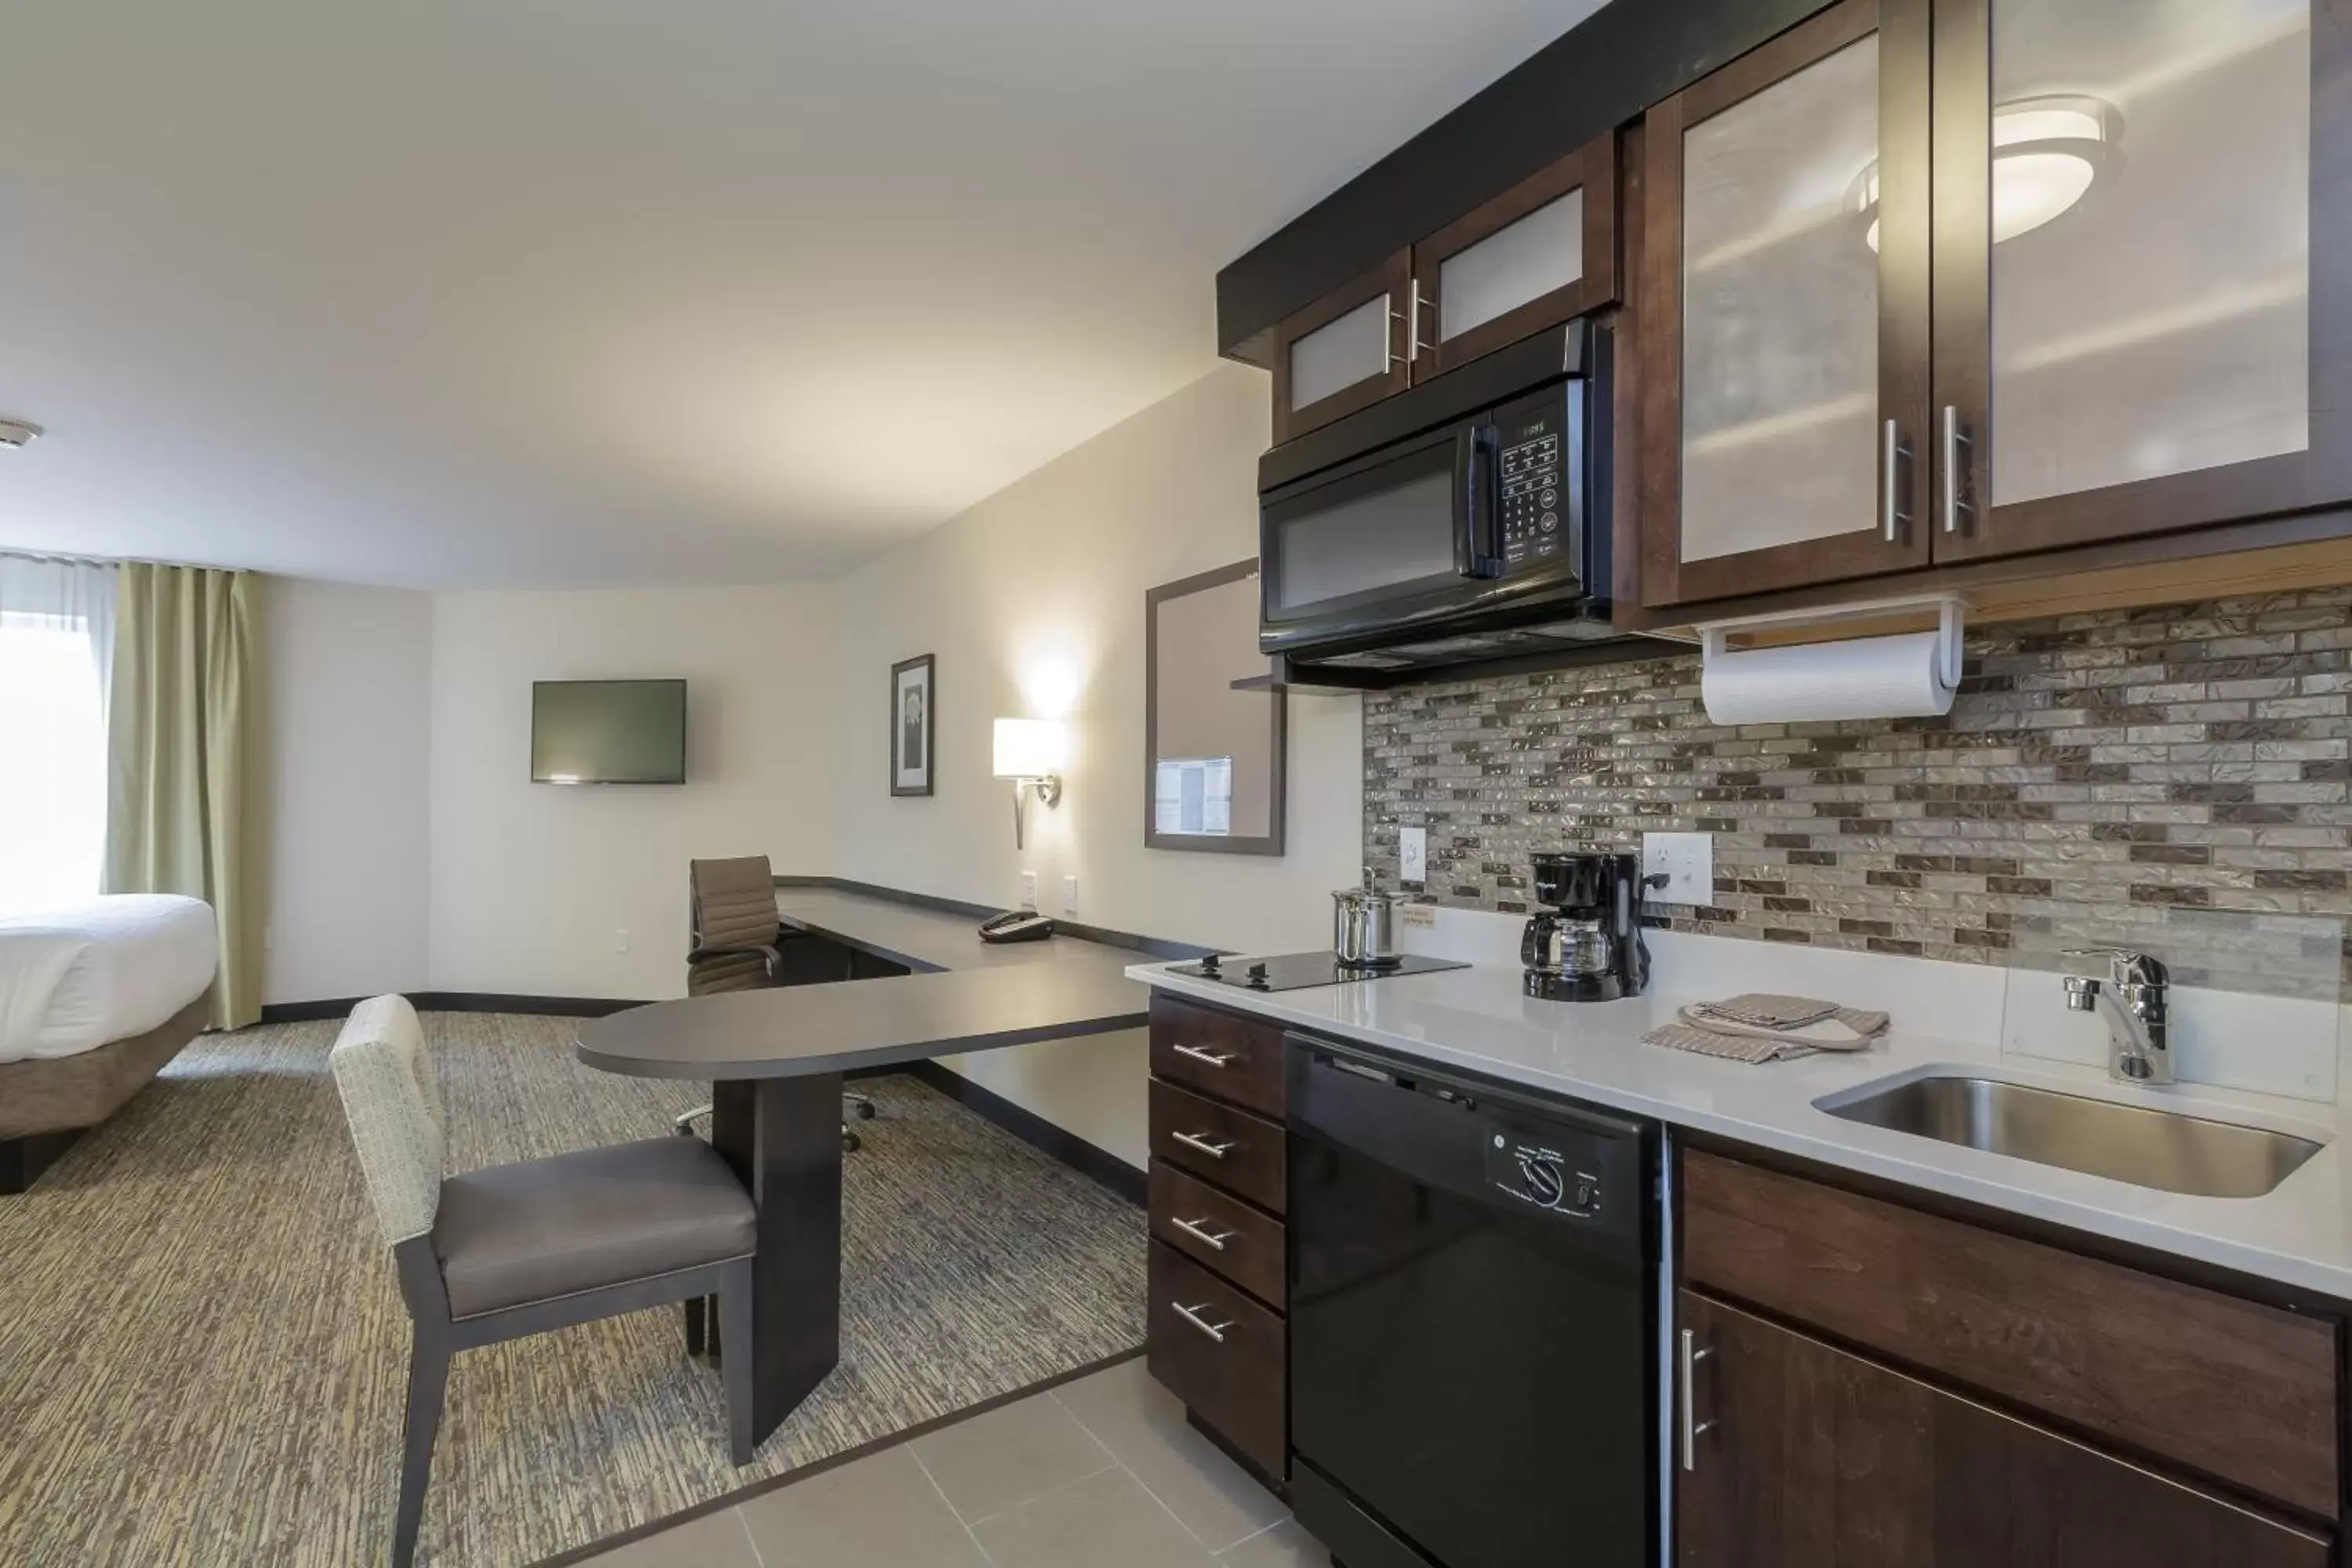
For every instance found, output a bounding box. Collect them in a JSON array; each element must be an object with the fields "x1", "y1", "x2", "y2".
[{"x1": 1287, "y1": 1034, "x2": 1658, "y2": 1568}]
